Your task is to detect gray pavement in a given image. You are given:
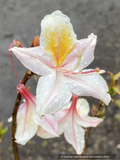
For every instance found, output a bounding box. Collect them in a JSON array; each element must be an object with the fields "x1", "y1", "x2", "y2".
[{"x1": 0, "y1": 0, "x2": 120, "y2": 160}]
